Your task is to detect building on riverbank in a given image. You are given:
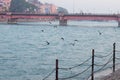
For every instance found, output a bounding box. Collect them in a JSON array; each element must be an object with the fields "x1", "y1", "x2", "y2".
[
  {"x1": 39, "y1": 3, "x2": 58, "y2": 14},
  {"x1": 26, "y1": 0, "x2": 58, "y2": 14},
  {"x1": 0, "y1": 0, "x2": 11, "y2": 12}
]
